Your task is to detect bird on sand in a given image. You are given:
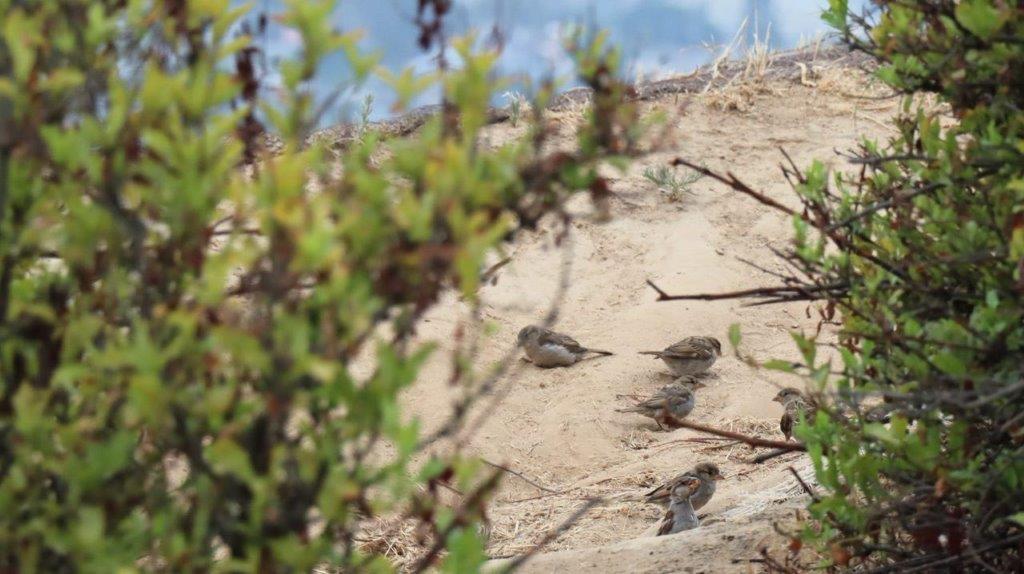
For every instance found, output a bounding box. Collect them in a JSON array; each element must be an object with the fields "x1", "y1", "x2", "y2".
[
  {"x1": 616, "y1": 387, "x2": 698, "y2": 430},
  {"x1": 644, "y1": 462, "x2": 724, "y2": 511},
  {"x1": 773, "y1": 387, "x2": 809, "y2": 441},
  {"x1": 639, "y1": 336, "x2": 722, "y2": 376},
  {"x1": 517, "y1": 325, "x2": 613, "y2": 368},
  {"x1": 656, "y1": 476, "x2": 703, "y2": 535}
]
